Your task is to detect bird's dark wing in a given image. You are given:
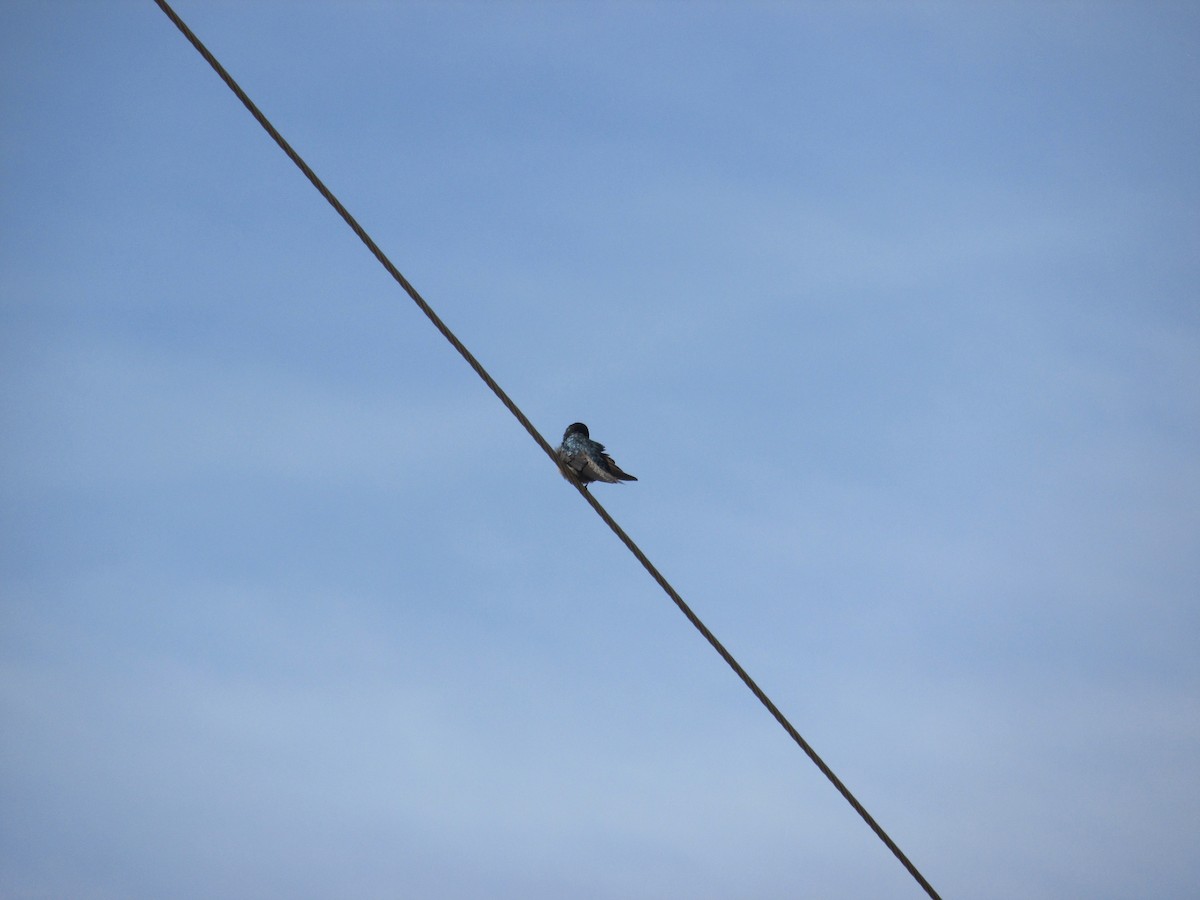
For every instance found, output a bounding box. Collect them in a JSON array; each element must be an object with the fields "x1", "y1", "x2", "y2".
[
  {"x1": 580, "y1": 450, "x2": 624, "y2": 483},
  {"x1": 599, "y1": 452, "x2": 637, "y2": 482}
]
